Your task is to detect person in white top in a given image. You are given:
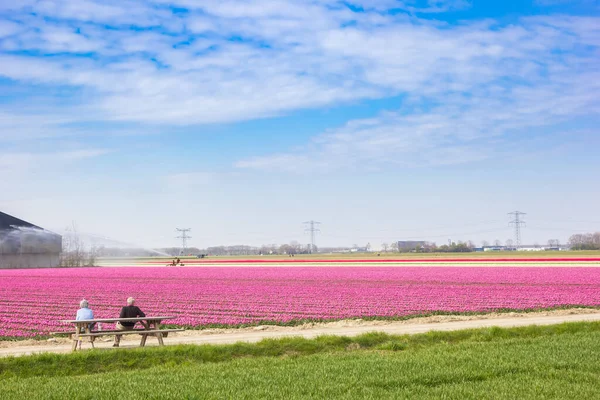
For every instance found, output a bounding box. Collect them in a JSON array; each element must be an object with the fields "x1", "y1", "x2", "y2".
[{"x1": 76, "y1": 299, "x2": 95, "y2": 330}]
